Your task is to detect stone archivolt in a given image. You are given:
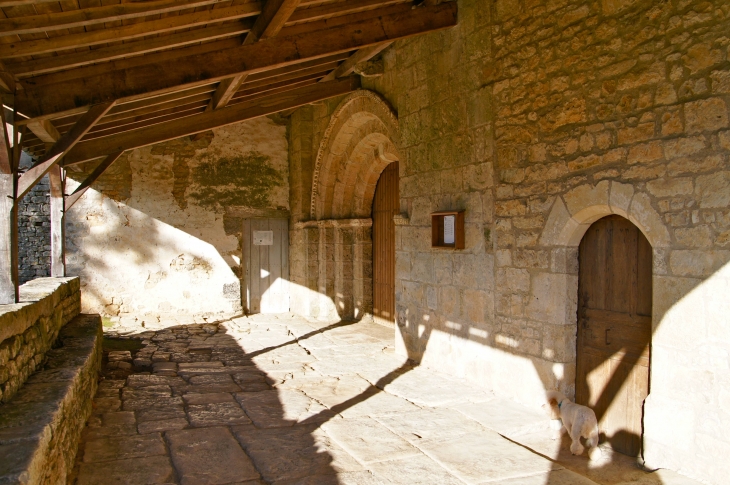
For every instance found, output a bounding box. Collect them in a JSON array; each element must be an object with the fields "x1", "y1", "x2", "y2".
[{"x1": 310, "y1": 90, "x2": 400, "y2": 220}]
